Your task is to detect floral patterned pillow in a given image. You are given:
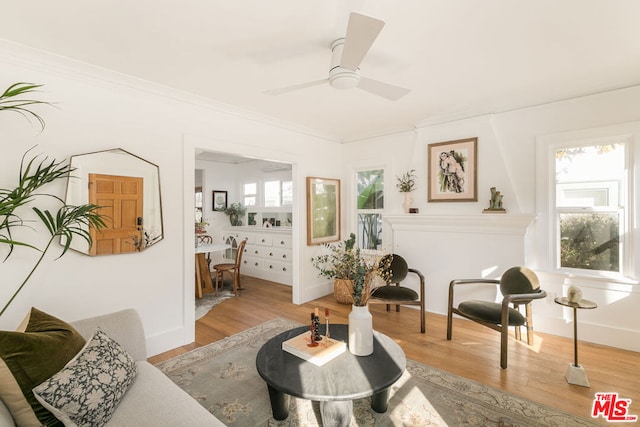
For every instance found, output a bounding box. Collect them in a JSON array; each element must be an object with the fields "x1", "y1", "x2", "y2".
[{"x1": 32, "y1": 328, "x2": 137, "y2": 427}]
